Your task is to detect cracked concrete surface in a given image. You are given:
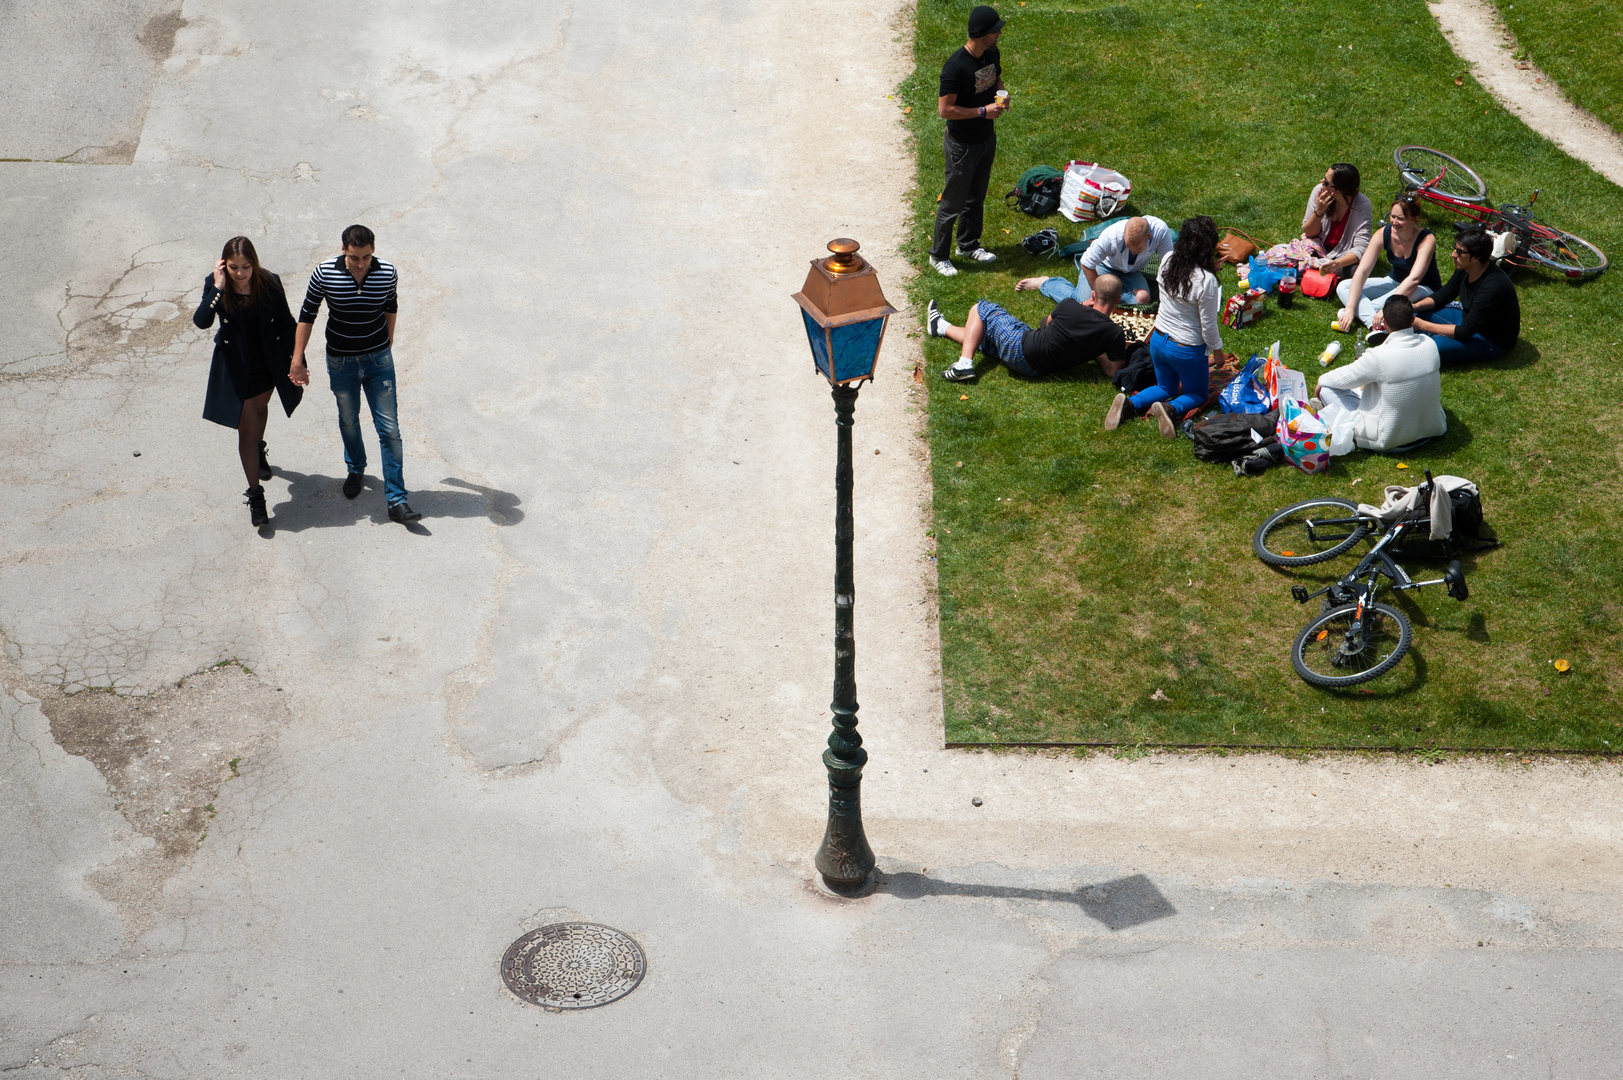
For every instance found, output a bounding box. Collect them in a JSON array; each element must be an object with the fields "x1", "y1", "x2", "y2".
[{"x1": 2, "y1": 1, "x2": 1621, "y2": 1076}]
